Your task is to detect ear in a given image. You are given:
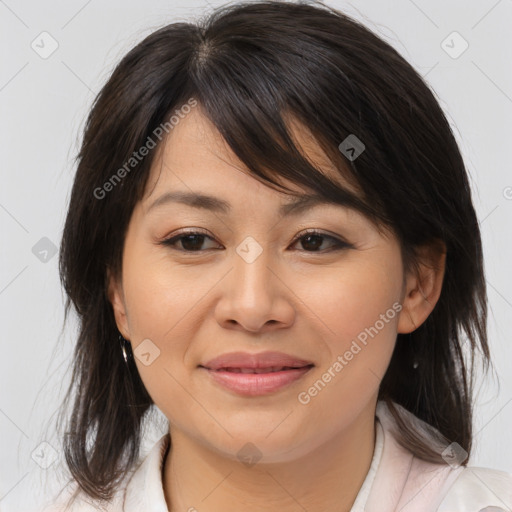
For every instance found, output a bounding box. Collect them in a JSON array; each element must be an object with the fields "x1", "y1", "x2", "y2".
[
  {"x1": 107, "y1": 267, "x2": 131, "y2": 340},
  {"x1": 397, "y1": 239, "x2": 447, "y2": 334}
]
